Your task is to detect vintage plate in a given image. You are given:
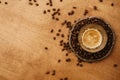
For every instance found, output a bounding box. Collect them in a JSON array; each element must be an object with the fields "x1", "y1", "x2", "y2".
[{"x1": 69, "y1": 17, "x2": 115, "y2": 62}]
